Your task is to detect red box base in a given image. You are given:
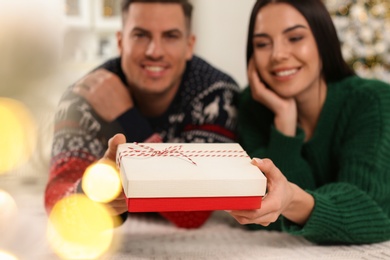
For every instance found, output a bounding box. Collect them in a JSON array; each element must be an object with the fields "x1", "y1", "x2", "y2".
[{"x1": 127, "y1": 196, "x2": 262, "y2": 212}]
